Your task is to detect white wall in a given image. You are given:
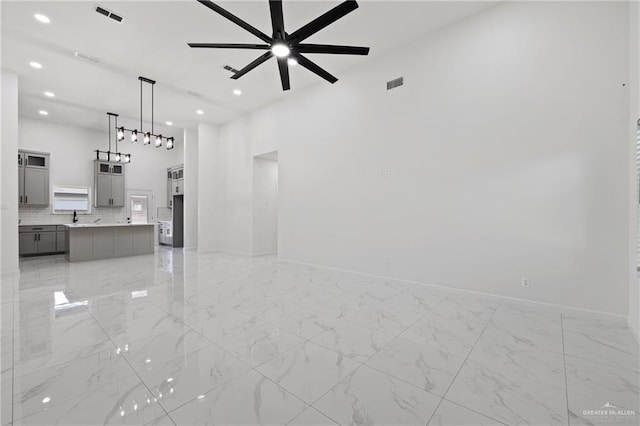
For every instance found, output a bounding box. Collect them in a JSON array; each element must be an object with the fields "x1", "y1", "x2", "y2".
[
  {"x1": 17, "y1": 118, "x2": 183, "y2": 225},
  {"x1": 1, "y1": 71, "x2": 19, "y2": 275},
  {"x1": 196, "y1": 123, "x2": 219, "y2": 253},
  {"x1": 207, "y1": 1, "x2": 630, "y2": 315},
  {"x1": 253, "y1": 158, "x2": 278, "y2": 255},
  {"x1": 629, "y1": 0, "x2": 640, "y2": 340},
  {"x1": 183, "y1": 128, "x2": 198, "y2": 251}
]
